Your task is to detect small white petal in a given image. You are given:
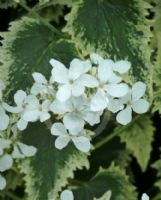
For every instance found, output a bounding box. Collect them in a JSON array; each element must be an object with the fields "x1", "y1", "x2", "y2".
[
  {"x1": 60, "y1": 190, "x2": 74, "y2": 200},
  {"x1": 23, "y1": 110, "x2": 40, "y2": 122},
  {"x1": 32, "y1": 72, "x2": 47, "y2": 84},
  {"x1": 132, "y1": 81, "x2": 146, "y2": 101},
  {"x1": 63, "y1": 113, "x2": 84, "y2": 133},
  {"x1": 0, "y1": 174, "x2": 6, "y2": 190},
  {"x1": 107, "y1": 99, "x2": 124, "y2": 113},
  {"x1": 0, "y1": 139, "x2": 11, "y2": 156},
  {"x1": 98, "y1": 60, "x2": 114, "y2": 82},
  {"x1": 55, "y1": 136, "x2": 70, "y2": 150},
  {"x1": 78, "y1": 74, "x2": 98, "y2": 88},
  {"x1": 108, "y1": 72, "x2": 122, "y2": 83},
  {"x1": 56, "y1": 84, "x2": 72, "y2": 102},
  {"x1": 71, "y1": 83, "x2": 84, "y2": 97},
  {"x1": 50, "y1": 99, "x2": 73, "y2": 115},
  {"x1": 132, "y1": 99, "x2": 149, "y2": 114},
  {"x1": 90, "y1": 91, "x2": 108, "y2": 111},
  {"x1": 51, "y1": 60, "x2": 68, "y2": 84},
  {"x1": 51, "y1": 122, "x2": 67, "y2": 136},
  {"x1": 72, "y1": 136, "x2": 90, "y2": 152},
  {"x1": 0, "y1": 154, "x2": 13, "y2": 172},
  {"x1": 141, "y1": 193, "x2": 149, "y2": 200},
  {"x1": 14, "y1": 90, "x2": 26, "y2": 106},
  {"x1": 31, "y1": 83, "x2": 46, "y2": 95},
  {"x1": 114, "y1": 60, "x2": 131, "y2": 74},
  {"x1": 81, "y1": 110, "x2": 100, "y2": 125},
  {"x1": 17, "y1": 118, "x2": 28, "y2": 131},
  {"x1": 0, "y1": 108, "x2": 9, "y2": 131},
  {"x1": 3, "y1": 103, "x2": 23, "y2": 113},
  {"x1": 17, "y1": 142, "x2": 37, "y2": 157},
  {"x1": 90, "y1": 53, "x2": 103, "y2": 64},
  {"x1": 12, "y1": 145, "x2": 24, "y2": 159},
  {"x1": 106, "y1": 83, "x2": 129, "y2": 97},
  {"x1": 40, "y1": 112, "x2": 51, "y2": 122},
  {"x1": 116, "y1": 106, "x2": 132, "y2": 125},
  {"x1": 25, "y1": 95, "x2": 39, "y2": 107},
  {"x1": 69, "y1": 59, "x2": 89, "y2": 80}
]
